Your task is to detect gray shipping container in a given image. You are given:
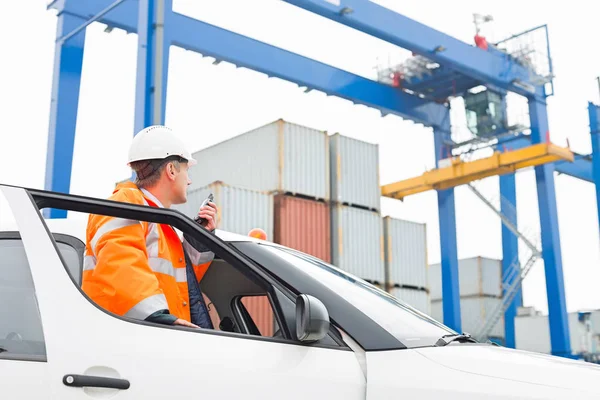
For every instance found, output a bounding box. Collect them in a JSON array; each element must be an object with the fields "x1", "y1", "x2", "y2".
[
  {"x1": 515, "y1": 312, "x2": 597, "y2": 356},
  {"x1": 174, "y1": 181, "x2": 274, "y2": 241},
  {"x1": 390, "y1": 287, "x2": 431, "y2": 315},
  {"x1": 331, "y1": 204, "x2": 385, "y2": 284},
  {"x1": 429, "y1": 256, "x2": 502, "y2": 301},
  {"x1": 383, "y1": 217, "x2": 428, "y2": 289},
  {"x1": 330, "y1": 133, "x2": 380, "y2": 211},
  {"x1": 188, "y1": 119, "x2": 329, "y2": 200},
  {"x1": 431, "y1": 296, "x2": 505, "y2": 339}
]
